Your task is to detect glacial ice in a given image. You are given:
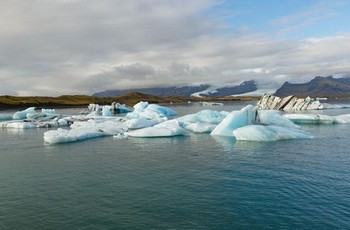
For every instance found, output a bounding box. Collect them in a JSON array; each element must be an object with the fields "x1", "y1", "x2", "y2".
[
  {"x1": 283, "y1": 114, "x2": 335, "y2": 124},
  {"x1": 2, "y1": 121, "x2": 37, "y2": 129},
  {"x1": 210, "y1": 105, "x2": 256, "y2": 136},
  {"x1": 0, "y1": 114, "x2": 13, "y2": 121},
  {"x1": 258, "y1": 110, "x2": 300, "y2": 129},
  {"x1": 126, "y1": 120, "x2": 187, "y2": 137},
  {"x1": 334, "y1": 114, "x2": 350, "y2": 123},
  {"x1": 177, "y1": 110, "x2": 228, "y2": 133},
  {"x1": 283, "y1": 113, "x2": 350, "y2": 124},
  {"x1": 177, "y1": 110, "x2": 228, "y2": 124},
  {"x1": 0, "y1": 101, "x2": 344, "y2": 144},
  {"x1": 123, "y1": 117, "x2": 166, "y2": 129},
  {"x1": 44, "y1": 118, "x2": 127, "y2": 144},
  {"x1": 232, "y1": 125, "x2": 313, "y2": 141},
  {"x1": 183, "y1": 123, "x2": 217, "y2": 133},
  {"x1": 126, "y1": 101, "x2": 177, "y2": 119},
  {"x1": 12, "y1": 107, "x2": 36, "y2": 120}
]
